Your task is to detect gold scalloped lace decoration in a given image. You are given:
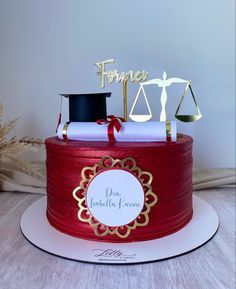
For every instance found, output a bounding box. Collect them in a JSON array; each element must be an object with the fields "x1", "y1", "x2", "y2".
[{"x1": 72, "y1": 156, "x2": 158, "y2": 239}]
